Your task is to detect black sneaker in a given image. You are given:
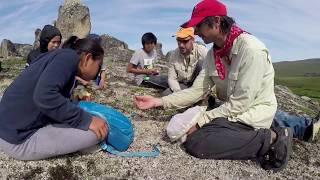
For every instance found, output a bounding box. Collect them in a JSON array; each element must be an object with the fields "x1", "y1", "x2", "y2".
[
  {"x1": 305, "y1": 111, "x2": 320, "y2": 142},
  {"x1": 260, "y1": 127, "x2": 293, "y2": 172}
]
